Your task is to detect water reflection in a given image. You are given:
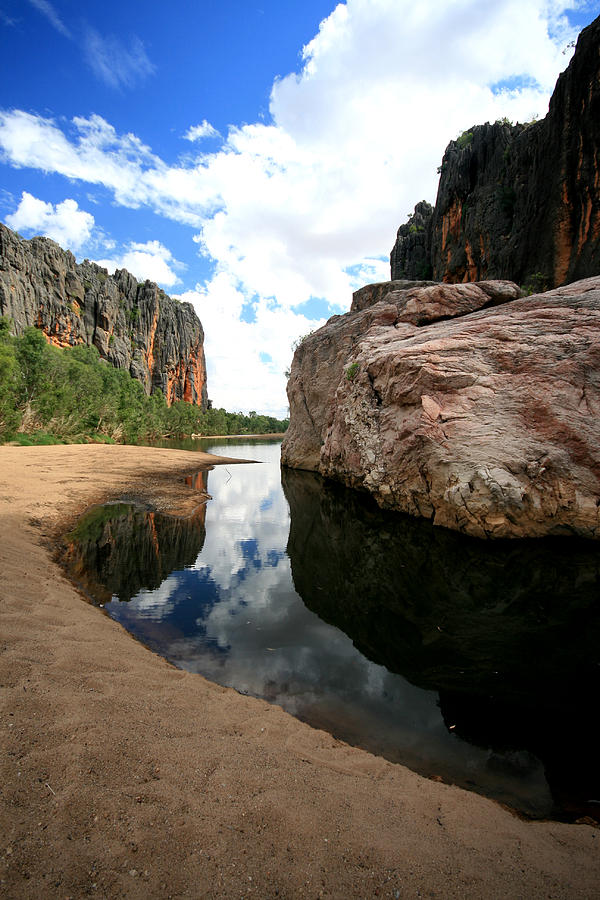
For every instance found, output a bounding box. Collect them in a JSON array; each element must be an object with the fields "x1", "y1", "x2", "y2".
[
  {"x1": 283, "y1": 467, "x2": 600, "y2": 821},
  {"x1": 63, "y1": 440, "x2": 600, "y2": 822},
  {"x1": 283, "y1": 467, "x2": 600, "y2": 707},
  {"x1": 63, "y1": 500, "x2": 207, "y2": 604}
]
